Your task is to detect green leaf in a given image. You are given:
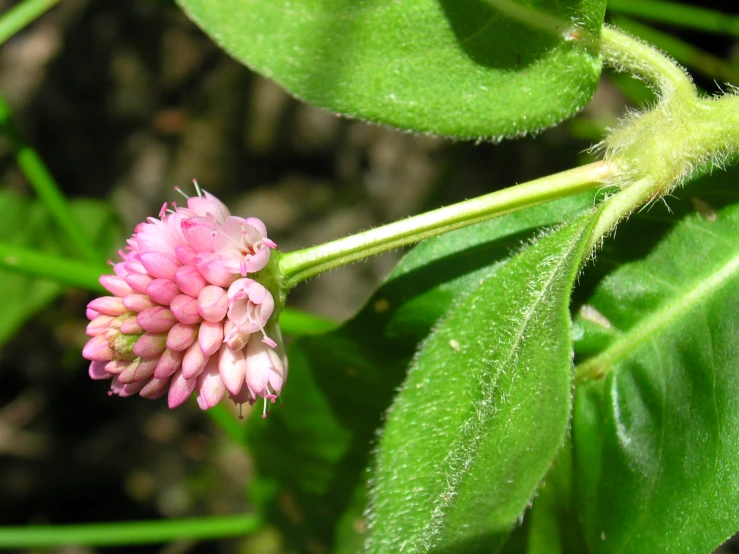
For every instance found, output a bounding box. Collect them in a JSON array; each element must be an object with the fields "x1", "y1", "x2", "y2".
[
  {"x1": 0, "y1": 190, "x2": 119, "y2": 345},
  {"x1": 246, "y1": 191, "x2": 598, "y2": 552},
  {"x1": 571, "y1": 180, "x2": 739, "y2": 553},
  {"x1": 498, "y1": 438, "x2": 589, "y2": 554},
  {"x1": 366, "y1": 209, "x2": 599, "y2": 553},
  {"x1": 278, "y1": 307, "x2": 339, "y2": 336},
  {"x1": 177, "y1": 0, "x2": 606, "y2": 138}
]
